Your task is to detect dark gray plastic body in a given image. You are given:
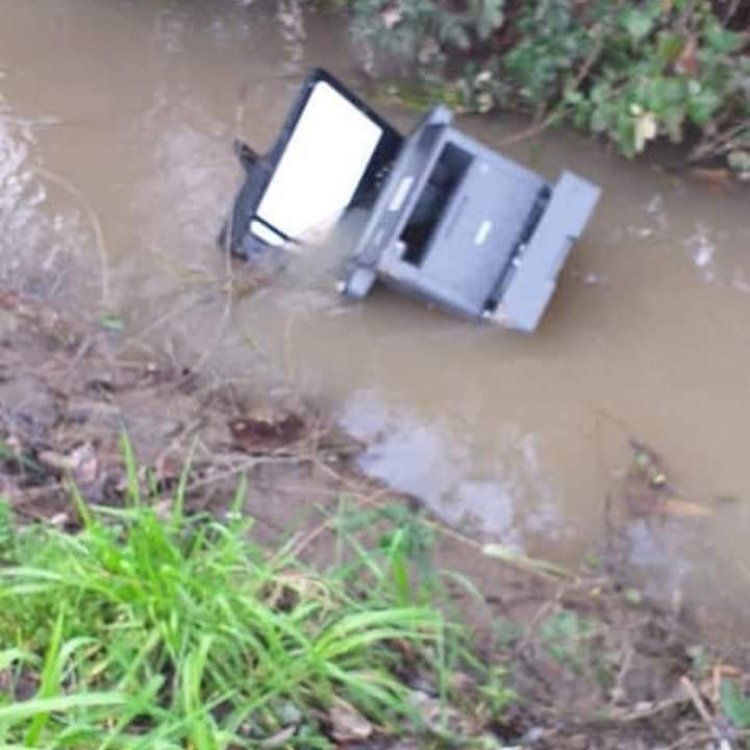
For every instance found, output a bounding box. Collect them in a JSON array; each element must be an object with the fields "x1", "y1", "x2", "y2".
[{"x1": 341, "y1": 107, "x2": 601, "y2": 332}]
